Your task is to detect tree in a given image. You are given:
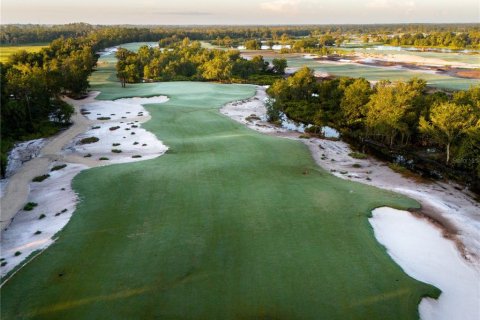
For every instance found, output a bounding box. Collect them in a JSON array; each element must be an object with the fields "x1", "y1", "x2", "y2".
[
  {"x1": 340, "y1": 78, "x2": 372, "y2": 130},
  {"x1": 272, "y1": 58, "x2": 287, "y2": 74},
  {"x1": 201, "y1": 57, "x2": 233, "y2": 81},
  {"x1": 419, "y1": 102, "x2": 478, "y2": 164},
  {"x1": 245, "y1": 39, "x2": 261, "y2": 50}
]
